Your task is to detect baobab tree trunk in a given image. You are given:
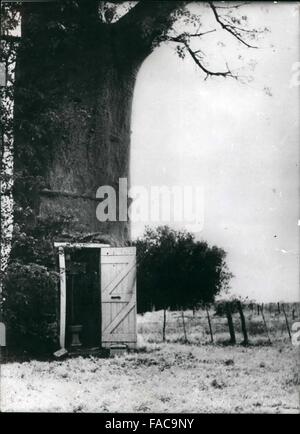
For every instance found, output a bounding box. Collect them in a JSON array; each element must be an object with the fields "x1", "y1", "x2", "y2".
[{"x1": 13, "y1": 2, "x2": 149, "y2": 245}]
